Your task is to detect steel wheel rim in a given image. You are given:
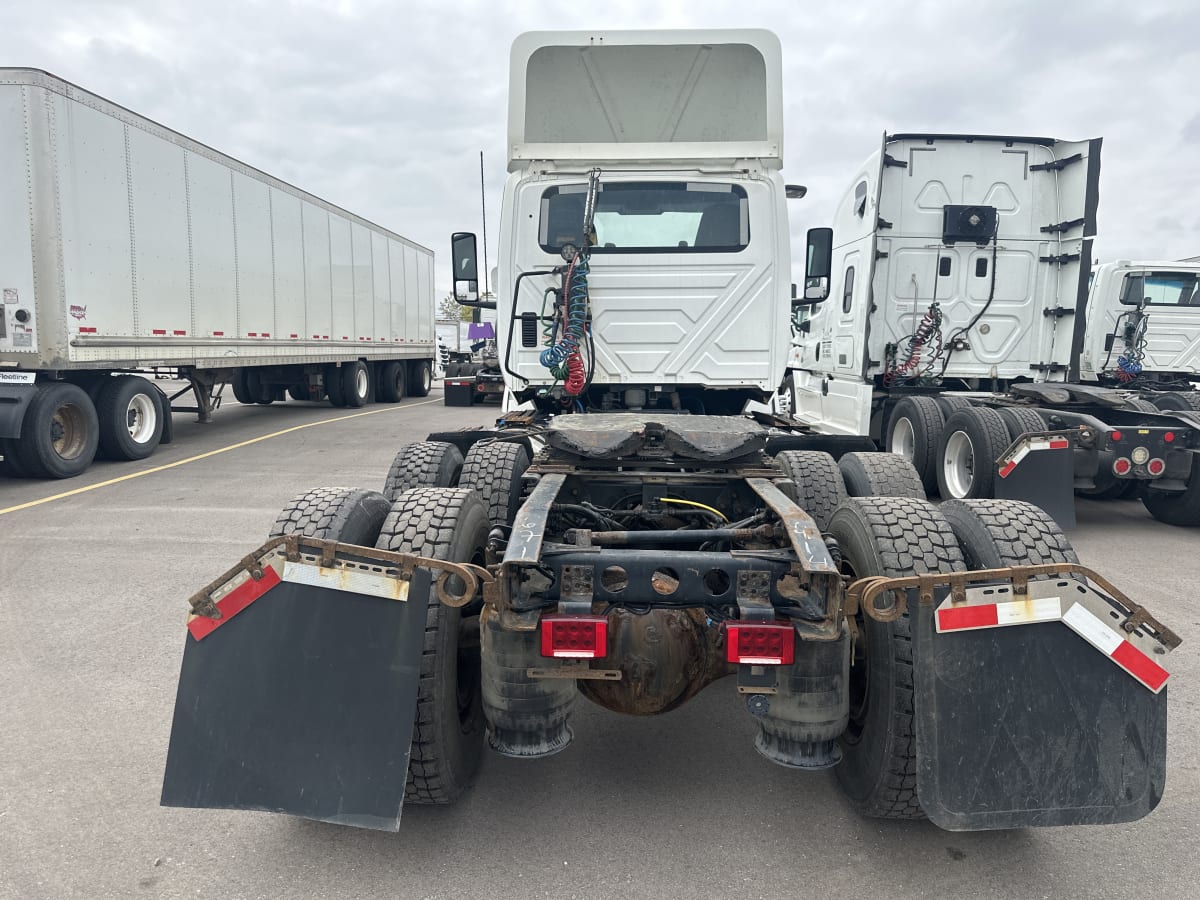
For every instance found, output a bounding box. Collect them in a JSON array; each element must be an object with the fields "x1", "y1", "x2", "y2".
[
  {"x1": 891, "y1": 416, "x2": 915, "y2": 460},
  {"x1": 126, "y1": 393, "x2": 157, "y2": 443},
  {"x1": 422, "y1": 365, "x2": 432, "y2": 393},
  {"x1": 51, "y1": 402, "x2": 88, "y2": 460},
  {"x1": 943, "y1": 430, "x2": 976, "y2": 498},
  {"x1": 355, "y1": 367, "x2": 368, "y2": 399}
]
